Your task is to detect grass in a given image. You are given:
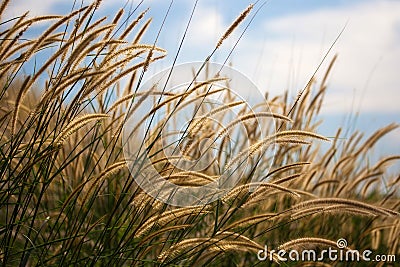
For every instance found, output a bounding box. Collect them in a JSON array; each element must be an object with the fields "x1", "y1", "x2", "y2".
[{"x1": 0, "y1": 1, "x2": 399, "y2": 266}]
